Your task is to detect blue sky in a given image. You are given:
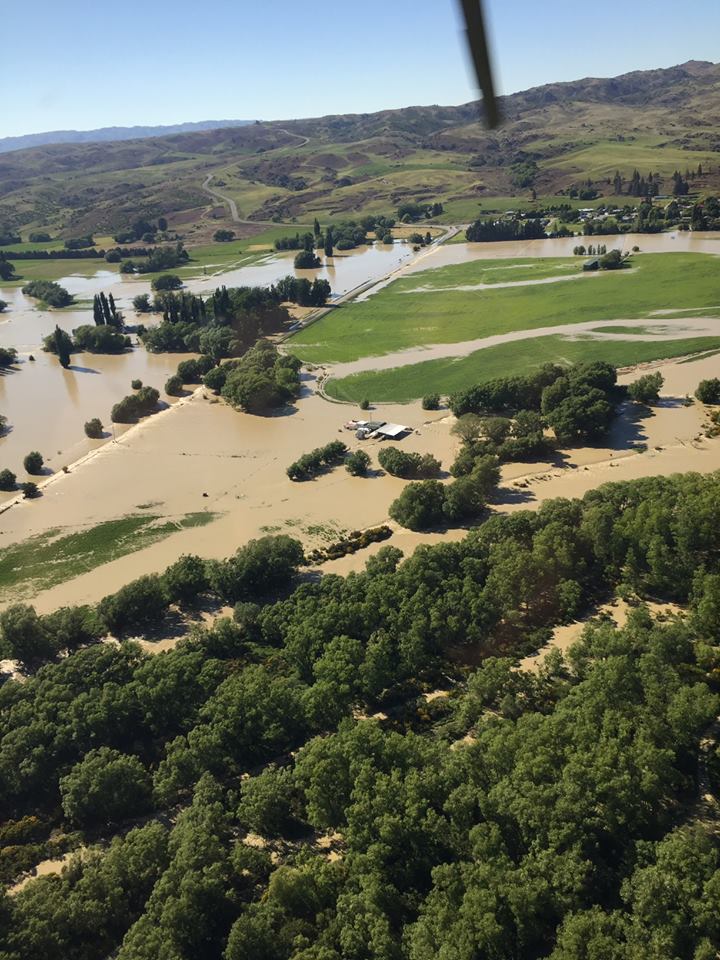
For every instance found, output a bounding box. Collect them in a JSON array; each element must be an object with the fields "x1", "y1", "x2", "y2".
[{"x1": 2, "y1": 0, "x2": 719, "y2": 138}]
